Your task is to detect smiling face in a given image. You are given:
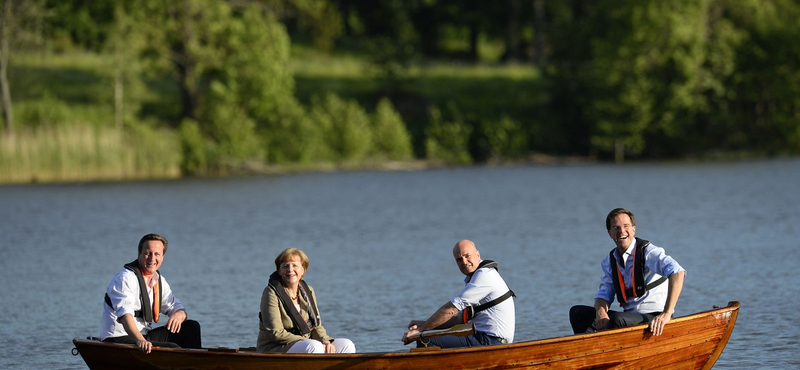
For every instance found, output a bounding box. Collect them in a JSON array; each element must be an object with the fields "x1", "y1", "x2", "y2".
[
  {"x1": 453, "y1": 240, "x2": 481, "y2": 276},
  {"x1": 608, "y1": 213, "x2": 636, "y2": 252},
  {"x1": 279, "y1": 255, "x2": 306, "y2": 287},
  {"x1": 138, "y1": 240, "x2": 165, "y2": 276}
]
